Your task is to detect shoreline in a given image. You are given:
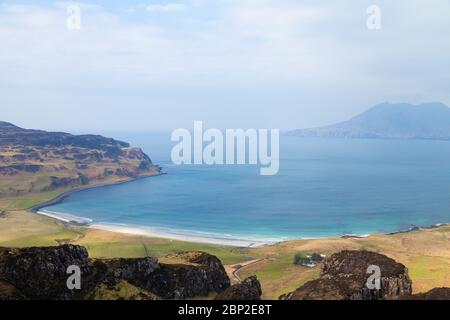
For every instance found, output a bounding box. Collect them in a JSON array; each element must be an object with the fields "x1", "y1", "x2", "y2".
[
  {"x1": 34, "y1": 204, "x2": 450, "y2": 248},
  {"x1": 29, "y1": 168, "x2": 449, "y2": 248},
  {"x1": 35, "y1": 209, "x2": 280, "y2": 247},
  {"x1": 89, "y1": 223, "x2": 272, "y2": 248},
  {"x1": 29, "y1": 170, "x2": 164, "y2": 213}
]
